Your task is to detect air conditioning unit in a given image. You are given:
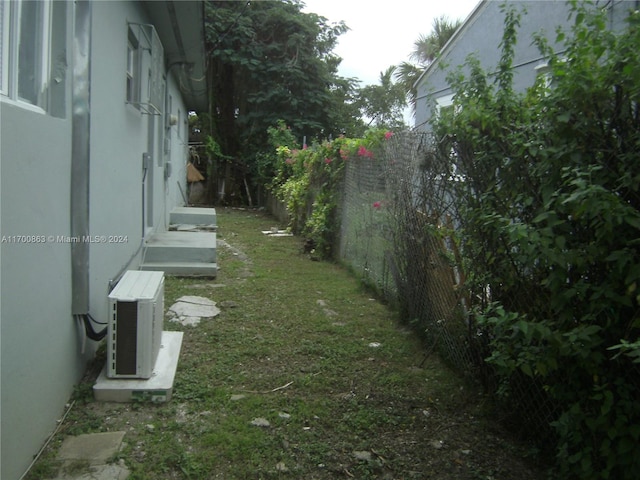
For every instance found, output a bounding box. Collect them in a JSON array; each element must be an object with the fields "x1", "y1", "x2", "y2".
[{"x1": 107, "y1": 270, "x2": 164, "y2": 379}]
